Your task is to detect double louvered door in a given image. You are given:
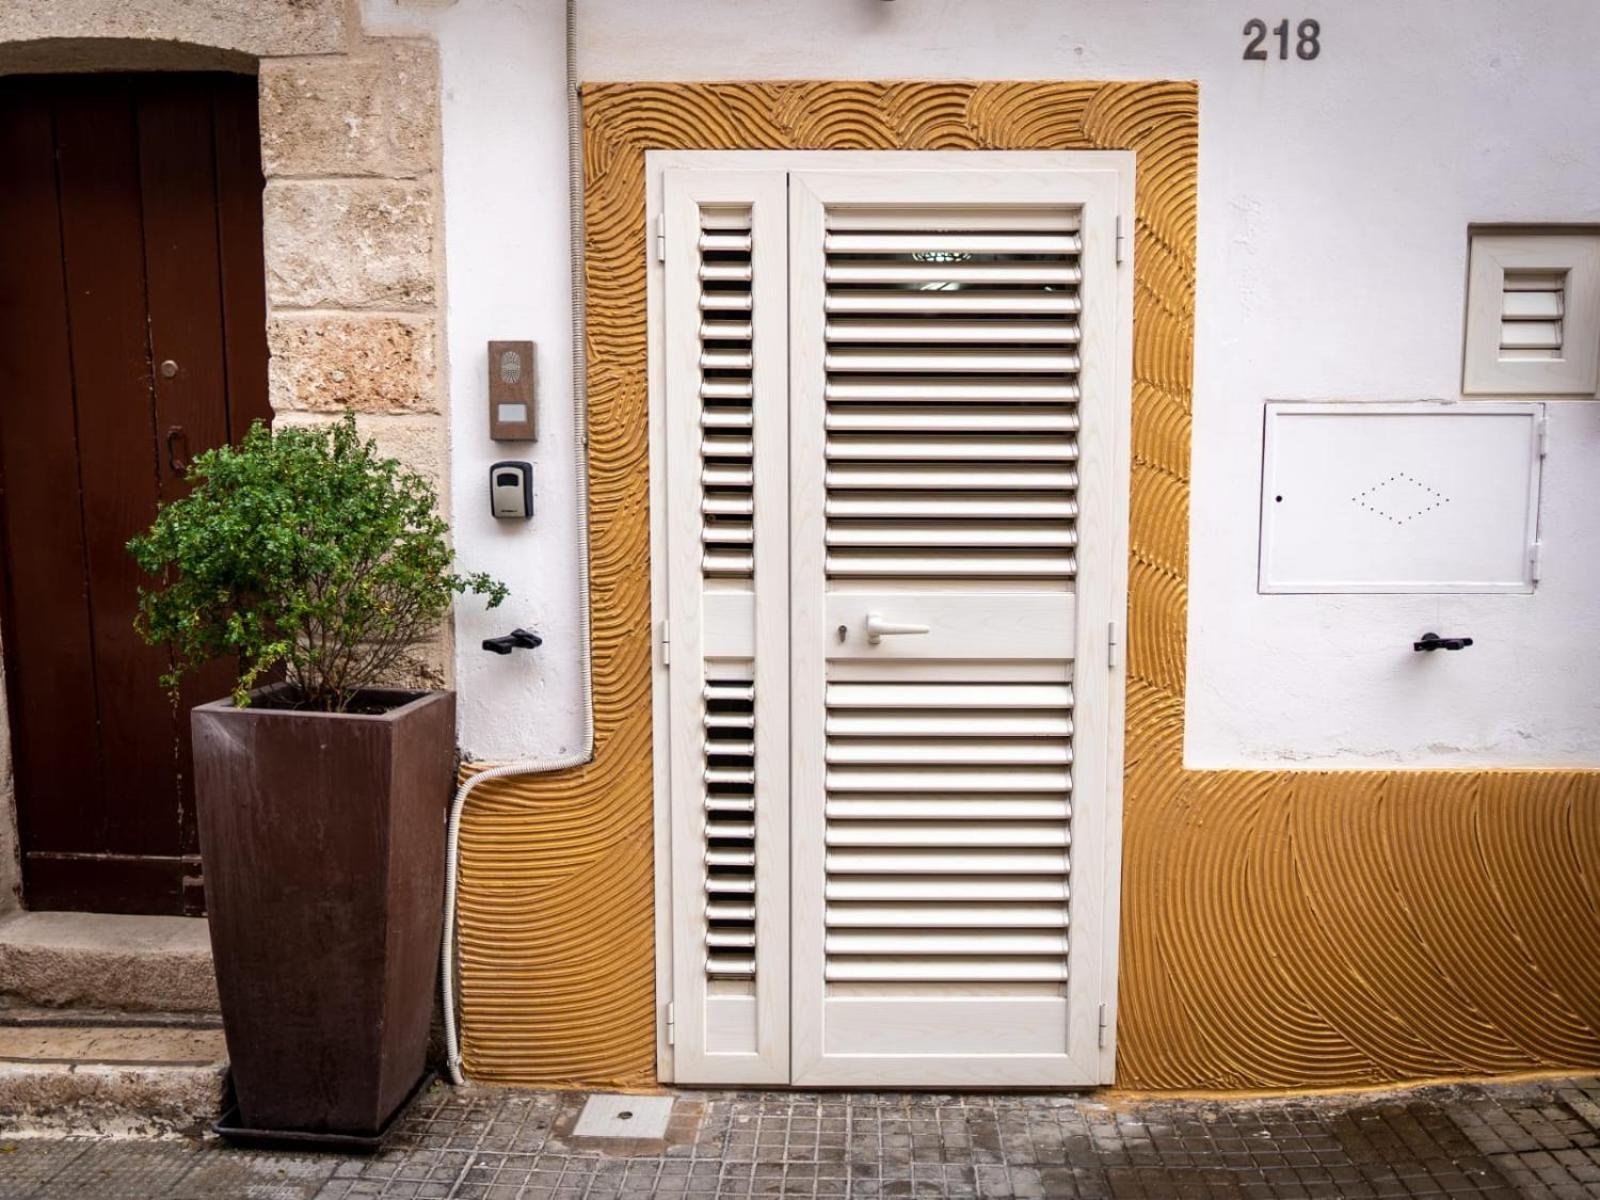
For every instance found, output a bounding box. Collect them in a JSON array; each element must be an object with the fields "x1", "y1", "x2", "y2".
[{"x1": 658, "y1": 157, "x2": 1128, "y2": 1088}]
